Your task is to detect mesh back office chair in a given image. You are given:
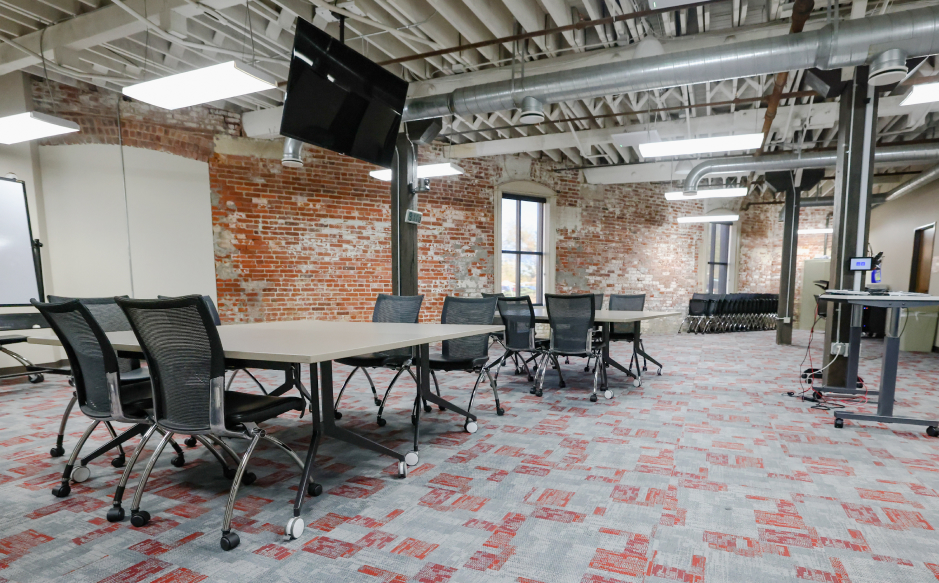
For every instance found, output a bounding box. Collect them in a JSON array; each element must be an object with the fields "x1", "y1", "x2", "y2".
[
  {"x1": 428, "y1": 296, "x2": 501, "y2": 433},
  {"x1": 31, "y1": 299, "x2": 191, "y2": 501},
  {"x1": 537, "y1": 294, "x2": 611, "y2": 401},
  {"x1": 45, "y1": 295, "x2": 149, "y2": 459},
  {"x1": 115, "y1": 296, "x2": 315, "y2": 551},
  {"x1": 572, "y1": 293, "x2": 606, "y2": 367},
  {"x1": 494, "y1": 296, "x2": 547, "y2": 385},
  {"x1": 609, "y1": 293, "x2": 649, "y2": 377},
  {"x1": 680, "y1": 293, "x2": 708, "y2": 333},
  {"x1": 333, "y1": 294, "x2": 424, "y2": 426}
]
